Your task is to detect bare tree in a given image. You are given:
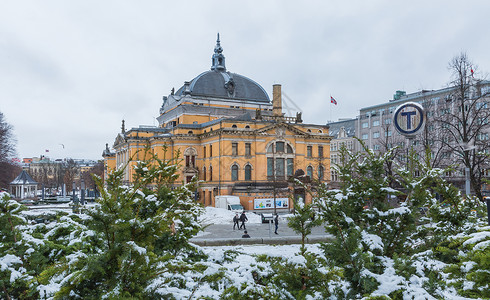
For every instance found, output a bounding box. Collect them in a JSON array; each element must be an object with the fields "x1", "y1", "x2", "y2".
[
  {"x1": 82, "y1": 160, "x2": 104, "y2": 191},
  {"x1": 0, "y1": 112, "x2": 20, "y2": 189},
  {"x1": 377, "y1": 116, "x2": 405, "y2": 187},
  {"x1": 438, "y1": 52, "x2": 490, "y2": 201},
  {"x1": 63, "y1": 159, "x2": 79, "y2": 188}
]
